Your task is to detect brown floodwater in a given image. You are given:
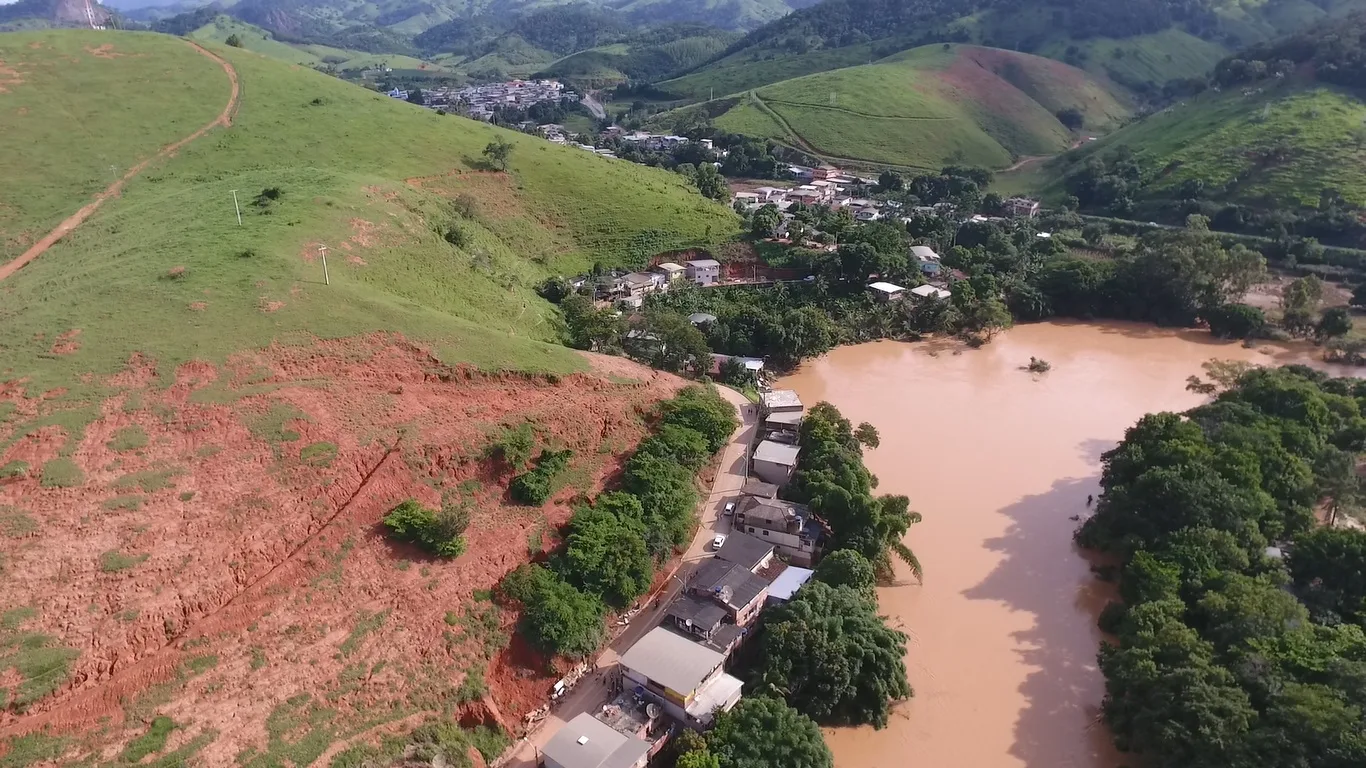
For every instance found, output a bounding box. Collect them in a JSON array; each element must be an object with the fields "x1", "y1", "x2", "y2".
[{"x1": 779, "y1": 321, "x2": 1330, "y2": 768}]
